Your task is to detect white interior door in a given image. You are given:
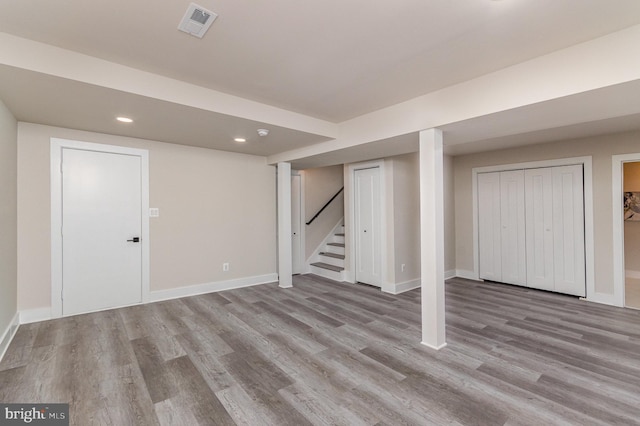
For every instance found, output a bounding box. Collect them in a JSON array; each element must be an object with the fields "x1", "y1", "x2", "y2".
[
  {"x1": 500, "y1": 170, "x2": 526, "y2": 285},
  {"x1": 291, "y1": 174, "x2": 303, "y2": 274},
  {"x1": 62, "y1": 148, "x2": 143, "y2": 316},
  {"x1": 478, "y1": 172, "x2": 502, "y2": 282},
  {"x1": 354, "y1": 167, "x2": 382, "y2": 287},
  {"x1": 525, "y1": 168, "x2": 555, "y2": 291},
  {"x1": 552, "y1": 165, "x2": 585, "y2": 296}
]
